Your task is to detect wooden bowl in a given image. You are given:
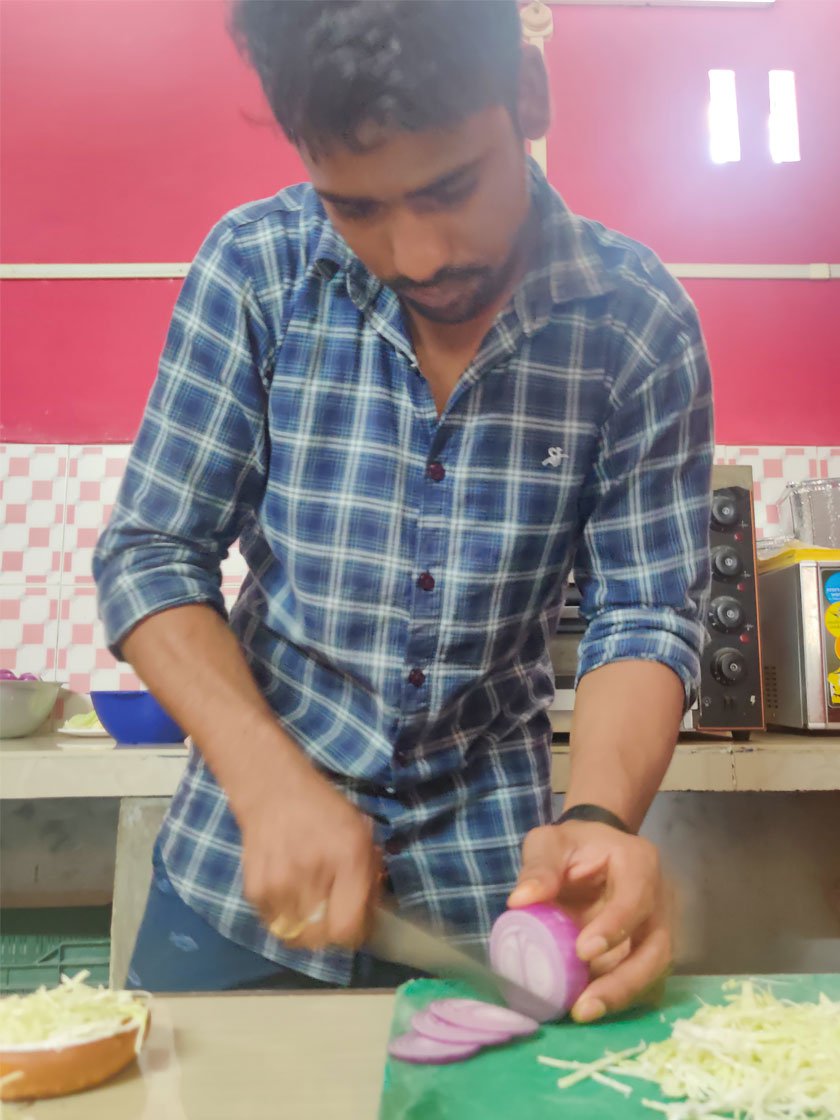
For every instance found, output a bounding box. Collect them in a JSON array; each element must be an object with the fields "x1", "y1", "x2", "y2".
[{"x1": 0, "y1": 1011, "x2": 150, "y2": 1101}]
